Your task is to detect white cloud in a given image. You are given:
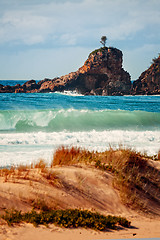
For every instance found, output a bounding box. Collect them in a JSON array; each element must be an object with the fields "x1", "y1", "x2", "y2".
[
  {"x1": 0, "y1": 9, "x2": 55, "y2": 45},
  {"x1": 0, "y1": 0, "x2": 159, "y2": 46}
]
